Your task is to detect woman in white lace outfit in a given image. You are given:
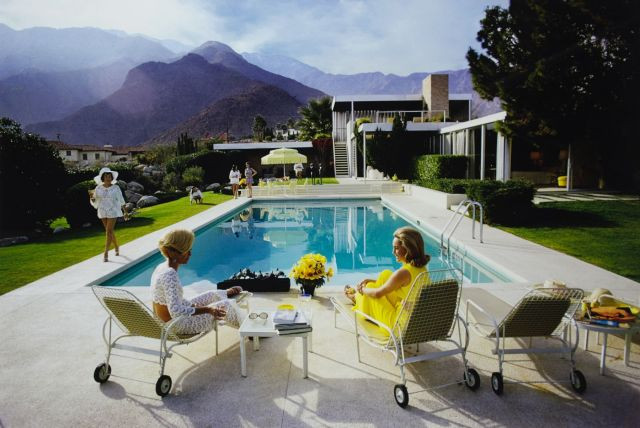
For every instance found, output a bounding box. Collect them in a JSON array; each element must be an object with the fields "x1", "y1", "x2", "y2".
[
  {"x1": 89, "y1": 167, "x2": 125, "y2": 262},
  {"x1": 151, "y1": 229, "x2": 244, "y2": 334}
]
